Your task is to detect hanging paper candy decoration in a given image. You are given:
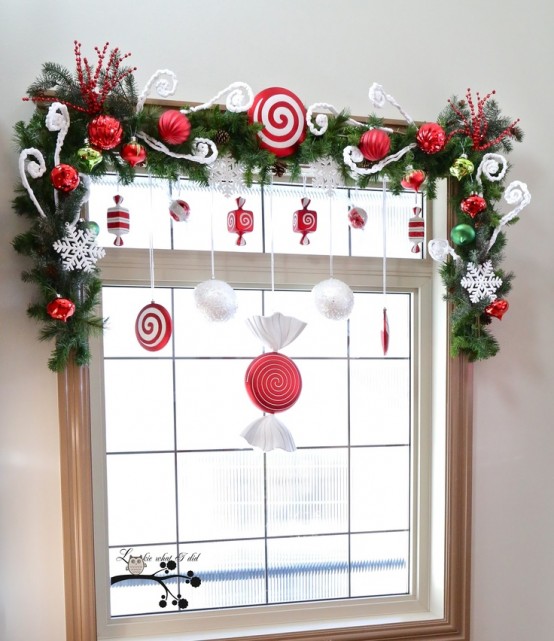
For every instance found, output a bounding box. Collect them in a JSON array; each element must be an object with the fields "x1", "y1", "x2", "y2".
[
  {"x1": 461, "y1": 194, "x2": 487, "y2": 218},
  {"x1": 485, "y1": 298, "x2": 509, "y2": 320},
  {"x1": 242, "y1": 312, "x2": 307, "y2": 452},
  {"x1": 77, "y1": 141, "x2": 102, "y2": 172},
  {"x1": 50, "y1": 164, "x2": 80, "y2": 192},
  {"x1": 227, "y1": 197, "x2": 254, "y2": 246},
  {"x1": 359, "y1": 128, "x2": 391, "y2": 162},
  {"x1": 312, "y1": 278, "x2": 354, "y2": 321},
  {"x1": 169, "y1": 199, "x2": 191, "y2": 222},
  {"x1": 450, "y1": 155, "x2": 474, "y2": 180},
  {"x1": 121, "y1": 137, "x2": 147, "y2": 167},
  {"x1": 88, "y1": 114, "x2": 123, "y2": 150},
  {"x1": 135, "y1": 301, "x2": 172, "y2": 351},
  {"x1": 194, "y1": 278, "x2": 237, "y2": 321},
  {"x1": 451, "y1": 223, "x2": 475, "y2": 246},
  {"x1": 416, "y1": 122, "x2": 446, "y2": 154},
  {"x1": 158, "y1": 110, "x2": 191, "y2": 145},
  {"x1": 408, "y1": 205, "x2": 425, "y2": 253},
  {"x1": 293, "y1": 197, "x2": 317, "y2": 245},
  {"x1": 46, "y1": 296, "x2": 76, "y2": 322},
  {"x1": 248, "y1": 87, "x2": 307, "y2": 157},
  {"x1": 348, "y1": 206, "x2": 367, "y2": 230},
  {"x1": 401, "y1": 168, "x2": 426, "y2": 192},
  {"x1": 107, "y1": 194, "x2": 130, "y2": 246}
]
